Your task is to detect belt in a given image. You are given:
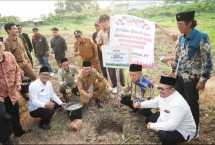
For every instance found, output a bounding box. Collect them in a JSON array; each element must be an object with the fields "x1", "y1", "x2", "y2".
[{"x1": 17, "y1": 60, "x2": 23, "y2": 62}]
